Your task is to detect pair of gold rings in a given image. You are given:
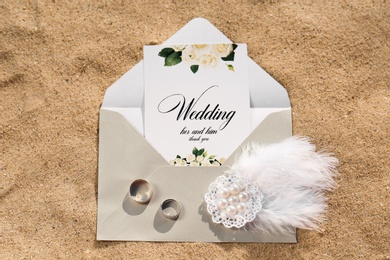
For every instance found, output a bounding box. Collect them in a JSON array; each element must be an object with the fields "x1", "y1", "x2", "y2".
[{"x1": 129, "y1": 179, "x2": 181, "y2": 220}]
